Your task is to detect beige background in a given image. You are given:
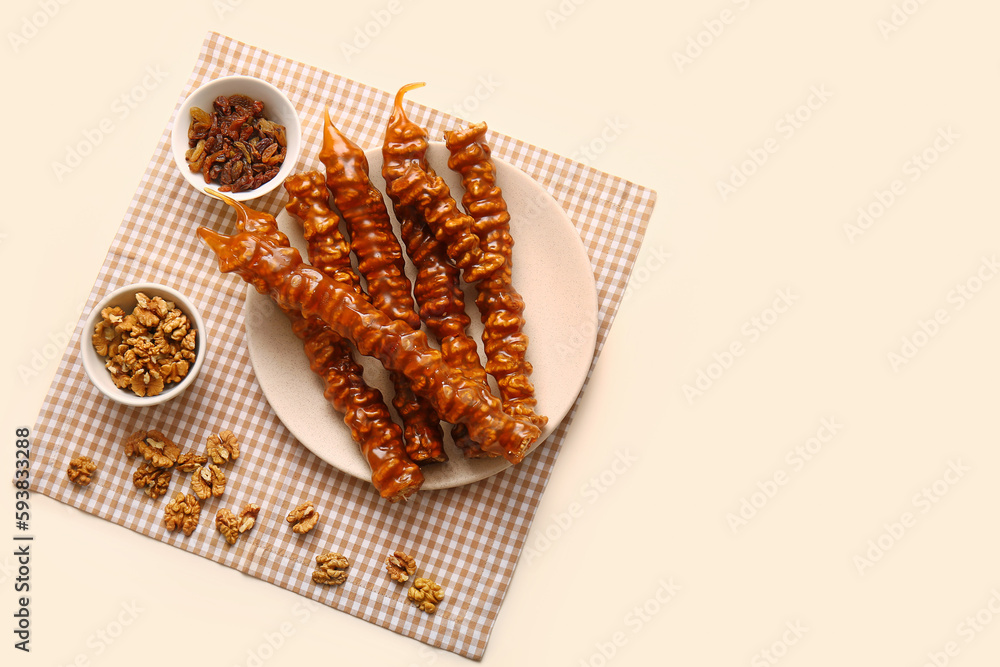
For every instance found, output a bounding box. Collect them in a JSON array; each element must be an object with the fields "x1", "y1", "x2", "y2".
[{"x1": 3, "y1": 1, "x2": 999, "y2": 665}]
